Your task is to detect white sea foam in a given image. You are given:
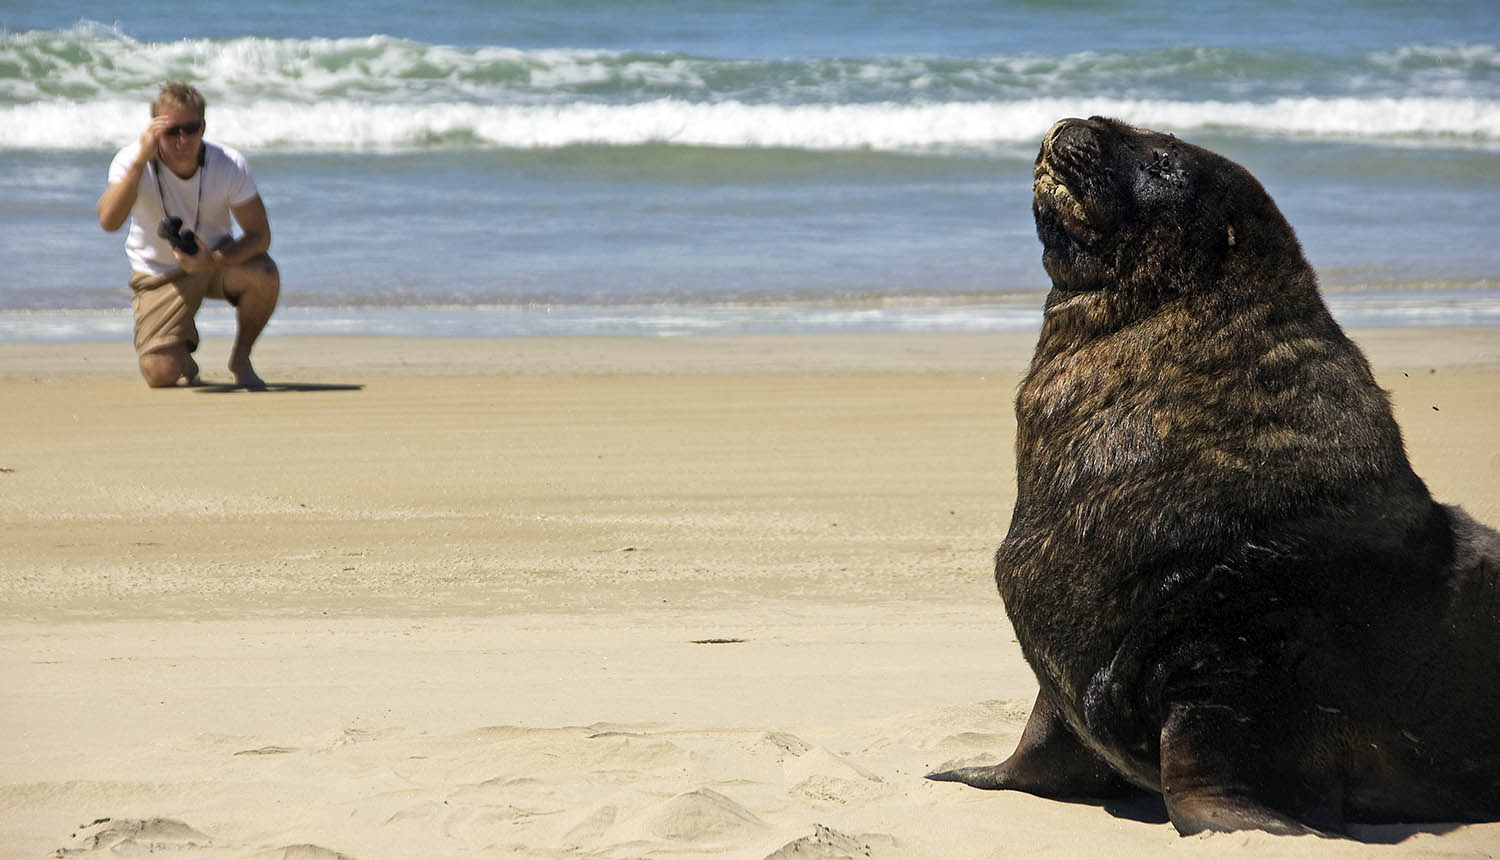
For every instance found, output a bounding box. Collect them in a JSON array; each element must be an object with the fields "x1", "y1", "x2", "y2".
[
  {"x1": 8, "y1": 29, "x2": 1496, "y2": 101},
  {"x1": 7, "y1": 96, "x2": 1499, "y2": 152},
  {"x1": 6, "y1": 26, "x2": 1498, "y2": 152},
  {"x1": 1371, "y1": 43, "x2": 1500, "y2": 69}
]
